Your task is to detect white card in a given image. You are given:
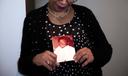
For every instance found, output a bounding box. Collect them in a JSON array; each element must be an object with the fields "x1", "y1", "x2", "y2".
[{"x1": 51, "y1": 35, "x2": 76, "y2": 62}]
